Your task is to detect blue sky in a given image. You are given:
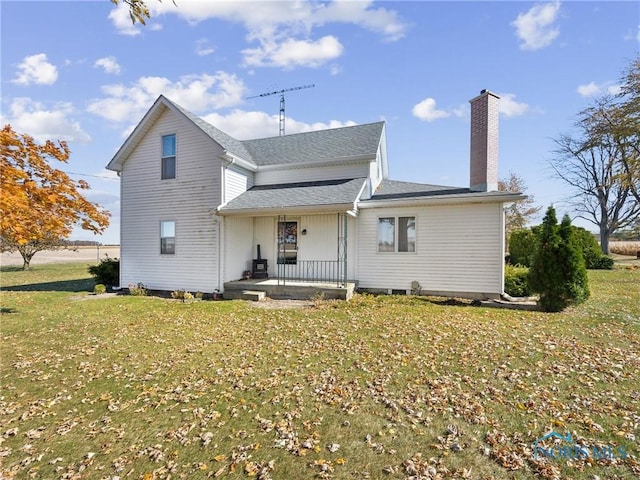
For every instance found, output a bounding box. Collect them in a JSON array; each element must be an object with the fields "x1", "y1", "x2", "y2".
[{"x1": 1, "y1": 0, "x2": 638, "y2": 244}]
